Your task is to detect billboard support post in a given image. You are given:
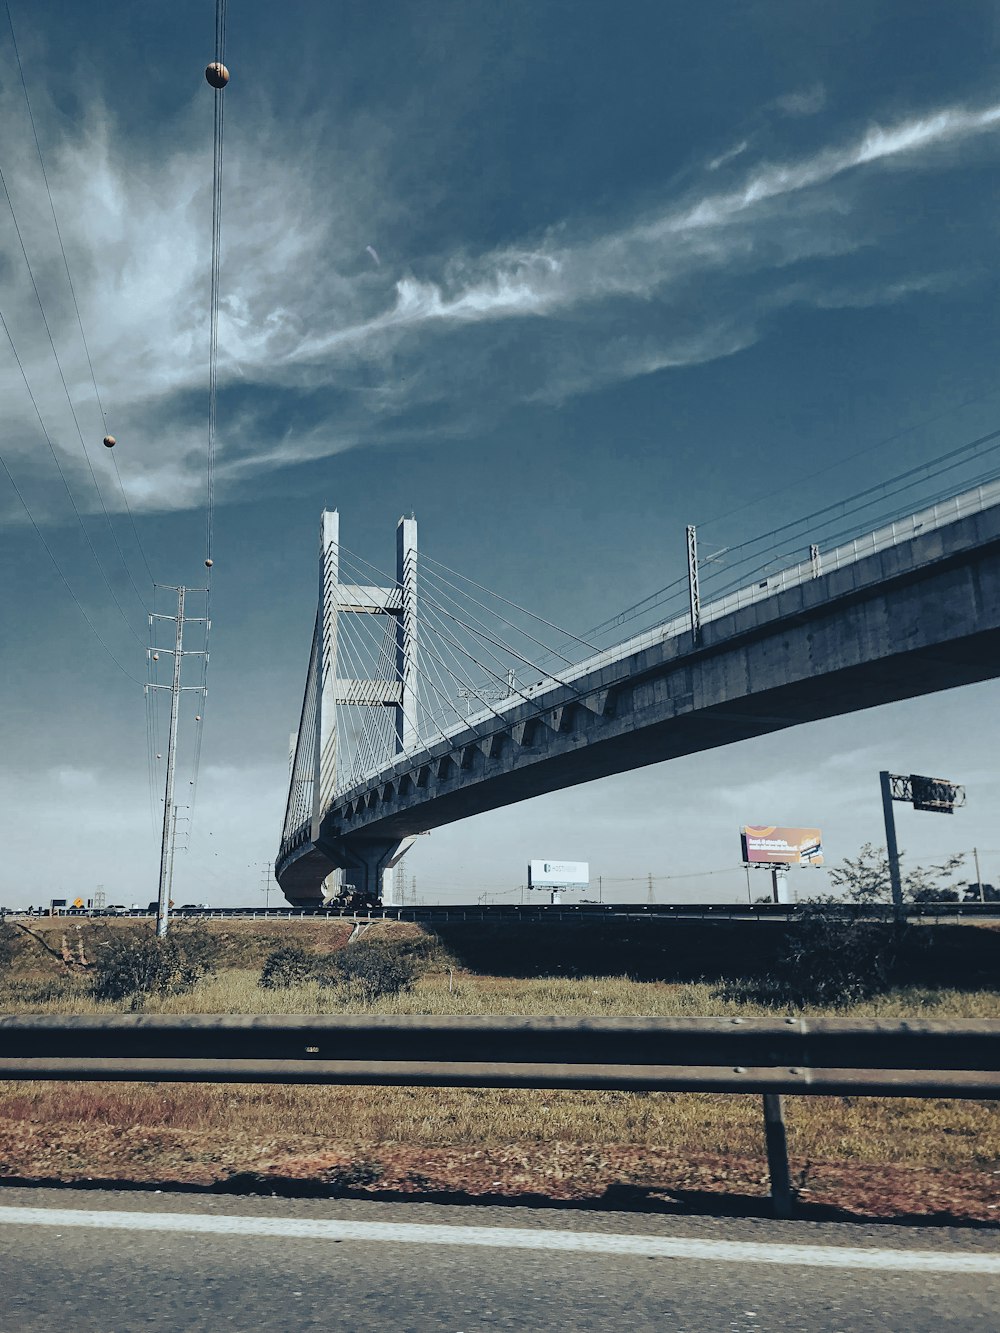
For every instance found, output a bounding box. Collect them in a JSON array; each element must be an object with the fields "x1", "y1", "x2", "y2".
[
  {"x1": 879, "y1": 770, "x2": 904, "y2": 913},
  {"x1": 771, "y1": 867, "x2": 780, "y2": 904}
]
